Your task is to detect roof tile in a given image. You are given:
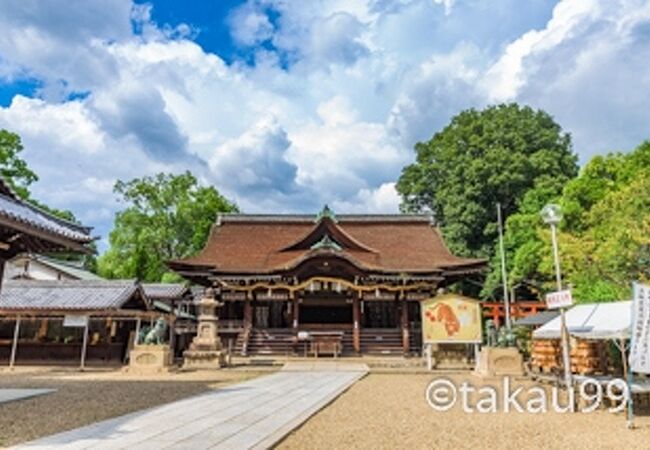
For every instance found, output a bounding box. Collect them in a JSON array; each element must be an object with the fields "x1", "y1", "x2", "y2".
[{"x1": 0, "y1": 279, "x2": 147, "y2": 311}]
